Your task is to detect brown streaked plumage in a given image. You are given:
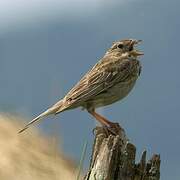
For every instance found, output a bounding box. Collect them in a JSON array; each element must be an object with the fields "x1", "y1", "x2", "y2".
[{"x1": 18, "y1": 39, "x2": 143, "y2": 133}]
